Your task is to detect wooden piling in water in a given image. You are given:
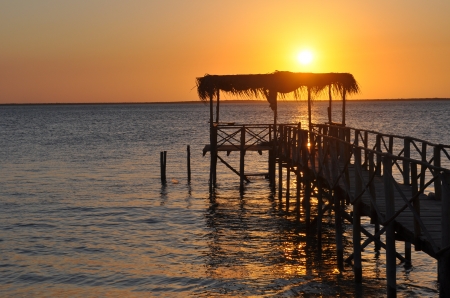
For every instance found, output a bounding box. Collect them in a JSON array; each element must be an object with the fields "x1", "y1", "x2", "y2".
[
  {"x1": 240, "y1": 126, "x2": 245, "y2": 192},
  {"x1": 160, "y1": 151, "x2": 167, "y2": 184},
  {"x1": 187, "y1": 145, "x2": 191, "y2": 182},
  {"x1": 383, "y1": 156, "x2": 397, "y2": 297},
  {"x1": 439, "y1": 172, "x2": 450, "y2": 297},
  {"x1": 317, "y1": 179, "x2": 323, "y2": 250},
  {"x1": 353, "y1": 145, "x2": 363, "y2": 283}
]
